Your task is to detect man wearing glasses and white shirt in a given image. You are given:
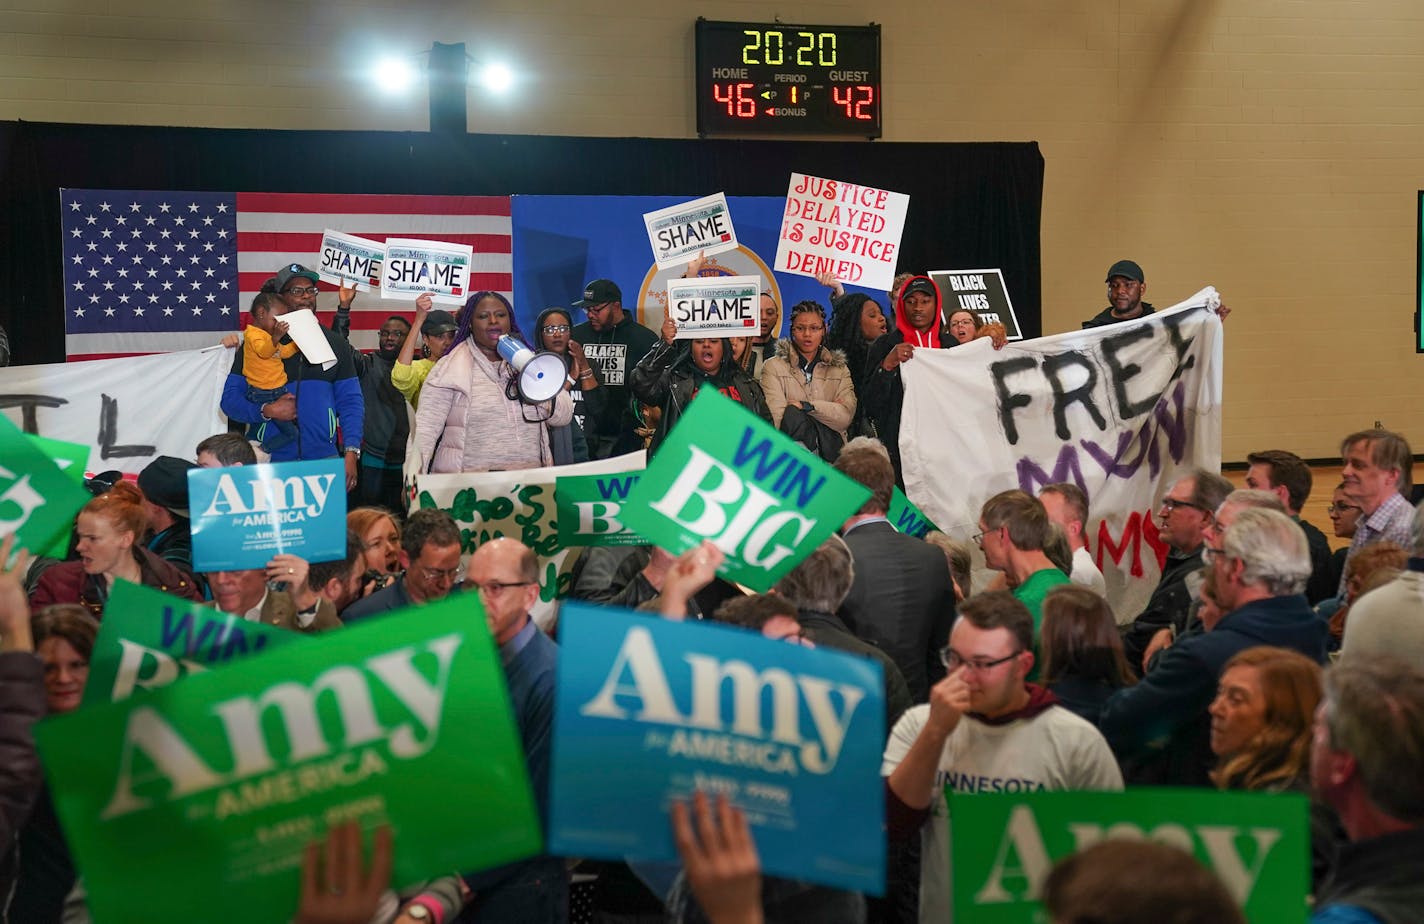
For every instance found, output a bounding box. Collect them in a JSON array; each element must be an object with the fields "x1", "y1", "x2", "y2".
[
  {"x1": 883, "y1": 591, "x2": 1122, "y2": 924},
  {"x1": 341, "y1": 509, "x2": 464, "y2": 624}
]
